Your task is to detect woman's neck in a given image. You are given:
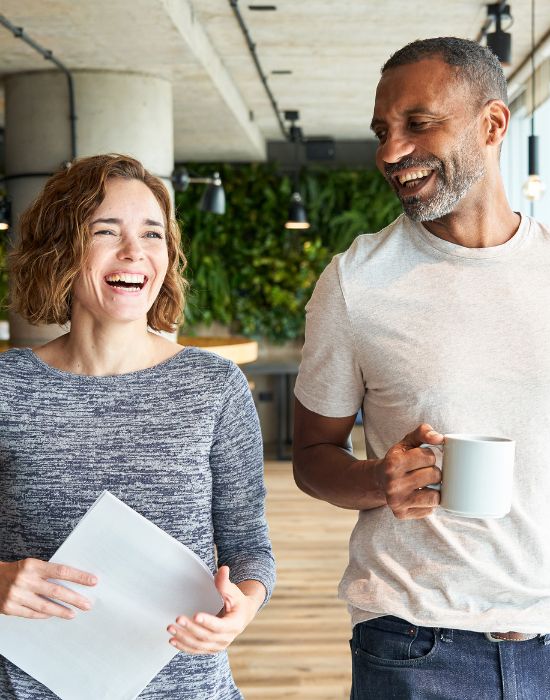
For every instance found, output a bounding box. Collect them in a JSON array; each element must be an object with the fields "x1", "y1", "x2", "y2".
[{"x1": 34, "y1": 317, "x2": 180, "y2": 376}]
